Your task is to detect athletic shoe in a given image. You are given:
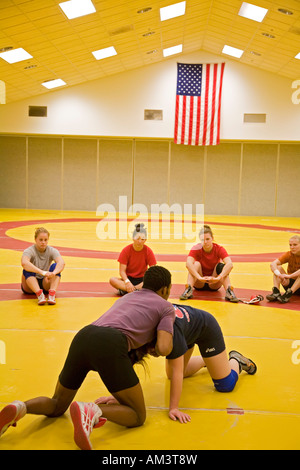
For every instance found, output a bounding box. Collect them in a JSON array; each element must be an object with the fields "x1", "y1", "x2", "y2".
[
  {"x1": 0, "y1": 400, "x2": 27, "y2": 437},
  {"x1": 37, "y1": 291, "x2": 47, "y2": 305},
  {"x1": 70, "y1": 401, "x2": 107, "y2": 450},
  {"x1": 118, "y1": 289, "x2": 127, "y2": 296},
  {"x1": 229, "y1": 350, "x2": 257, "y2": 375},
  {"x1": 278, "y1": 288, "x2": 293, "y2": 304},
  {"x1": 180, "y1": 284, "x2": 193, "y2": 300},
  {"x1": 266, "y1": 287, "x2": 281, "y2": 302},
  {"x1": 225, "y1": 287, "x2": 239, "y2": 303},
  {"x1": 47, "y1": 290, "x2": 56, "y2": 305}
]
